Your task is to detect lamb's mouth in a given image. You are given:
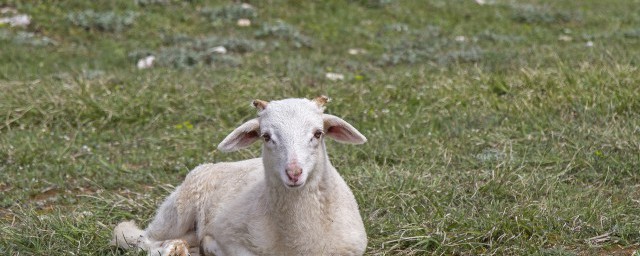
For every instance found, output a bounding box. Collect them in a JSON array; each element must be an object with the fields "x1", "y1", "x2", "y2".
[{"x1": 286, "y1": 183, "x2": 303, "y2": 188}]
